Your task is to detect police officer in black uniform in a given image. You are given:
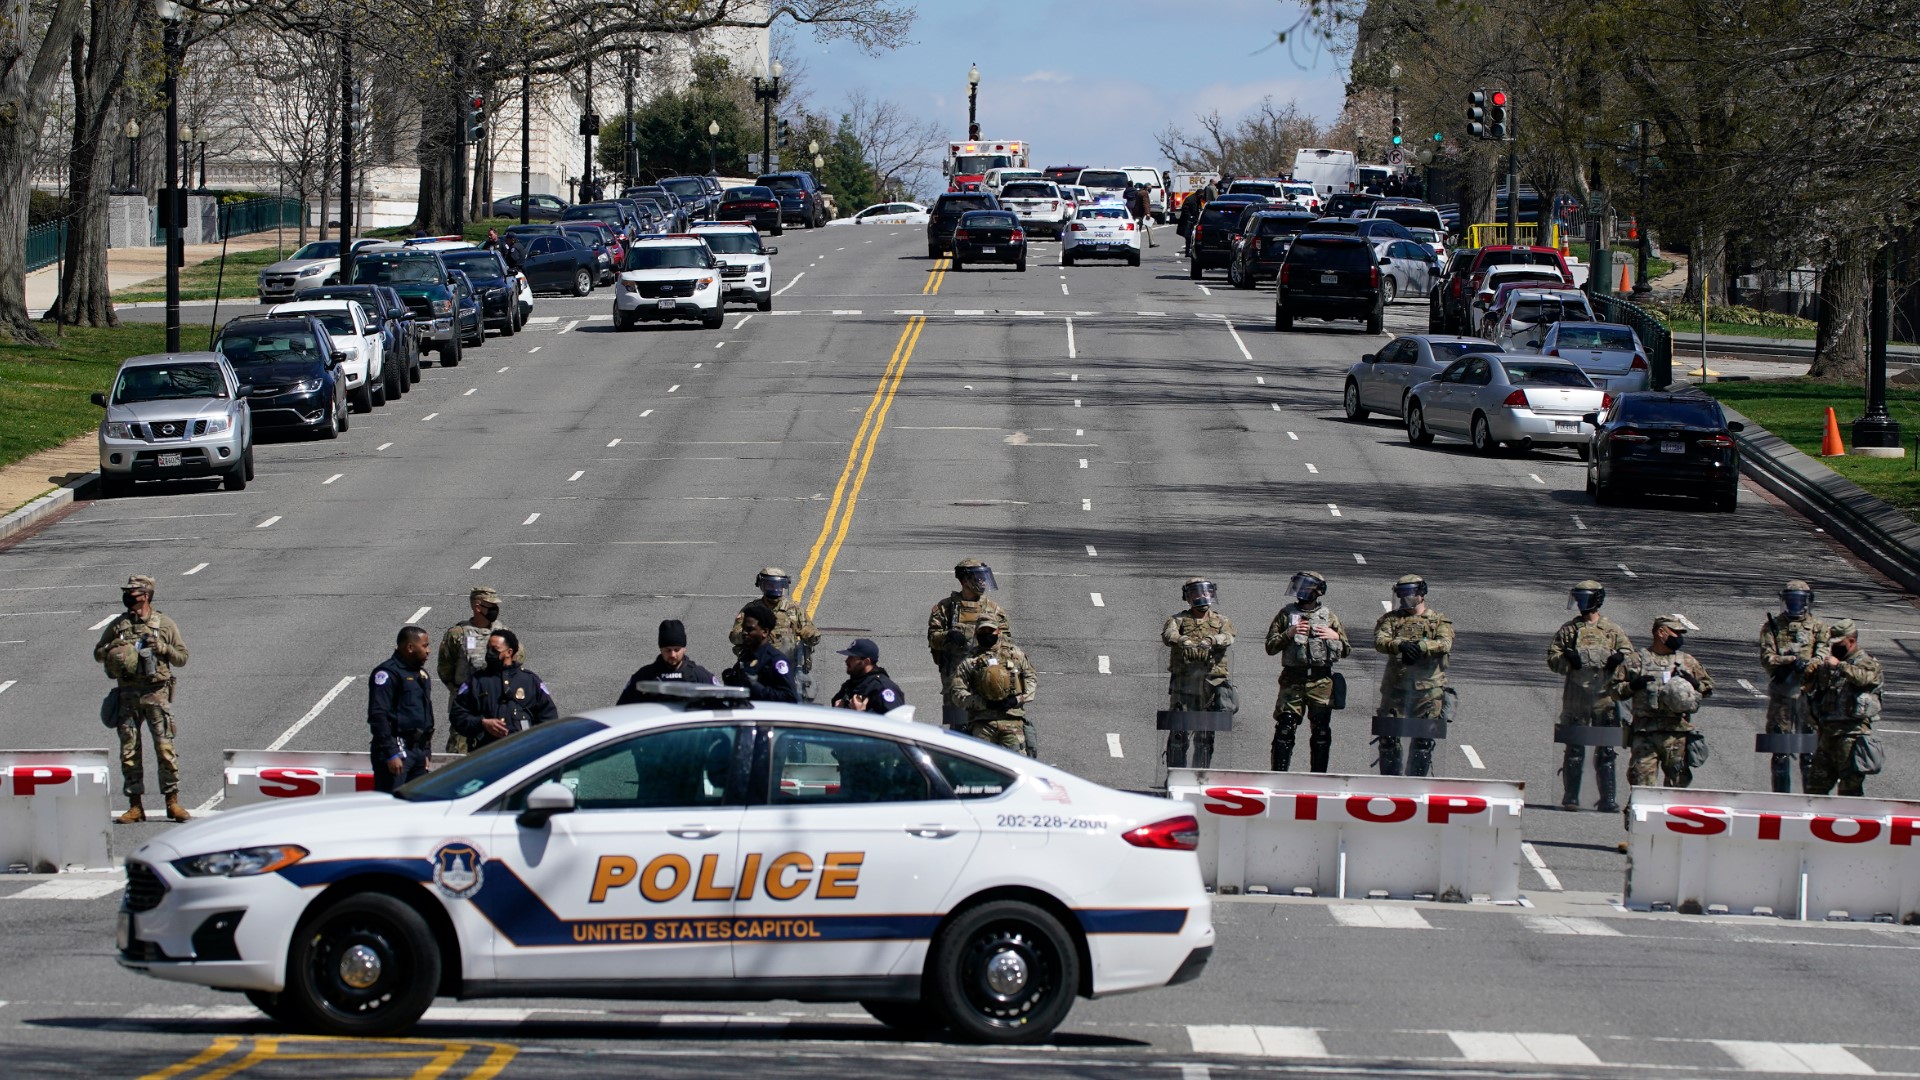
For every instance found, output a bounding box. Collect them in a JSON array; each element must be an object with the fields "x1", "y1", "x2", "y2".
[
  {"x1": 722, "y1": 603, "x2": 799, "y2": 702},
  {"x1": 830, "y1": 638, "x2": 907, "y2": 713},
  {"x1": 368, "y1": 625, "x2": 437, "y2": 792},
  {"x1": 449, "y1": 628, "x2": 559, "y2": 751},
  {"x1": 617, "y1": 619, "x2": 721, "y2": 704}
]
